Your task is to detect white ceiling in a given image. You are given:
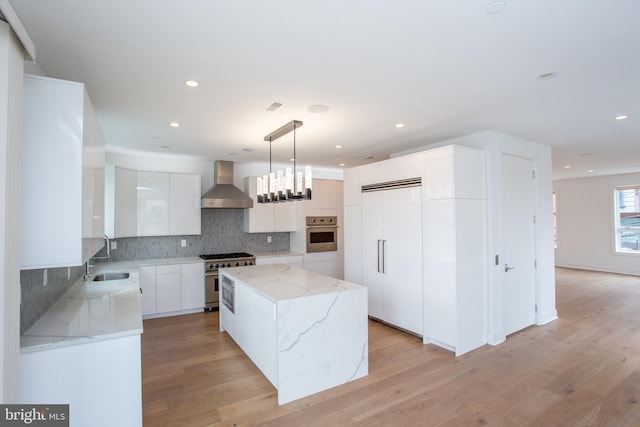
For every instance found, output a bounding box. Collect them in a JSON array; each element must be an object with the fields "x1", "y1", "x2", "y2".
[{"x1": 9, "y1": 0, "x2": 640, "y2": 180}]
